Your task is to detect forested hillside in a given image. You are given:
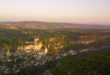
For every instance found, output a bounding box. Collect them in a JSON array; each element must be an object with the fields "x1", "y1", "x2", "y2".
[
  {"x1": 51, "y1": 48, "x2": 110, "y2": 75},
  {"x1": 0, "y1": 28, "x2": 110, "y2": 75}
]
